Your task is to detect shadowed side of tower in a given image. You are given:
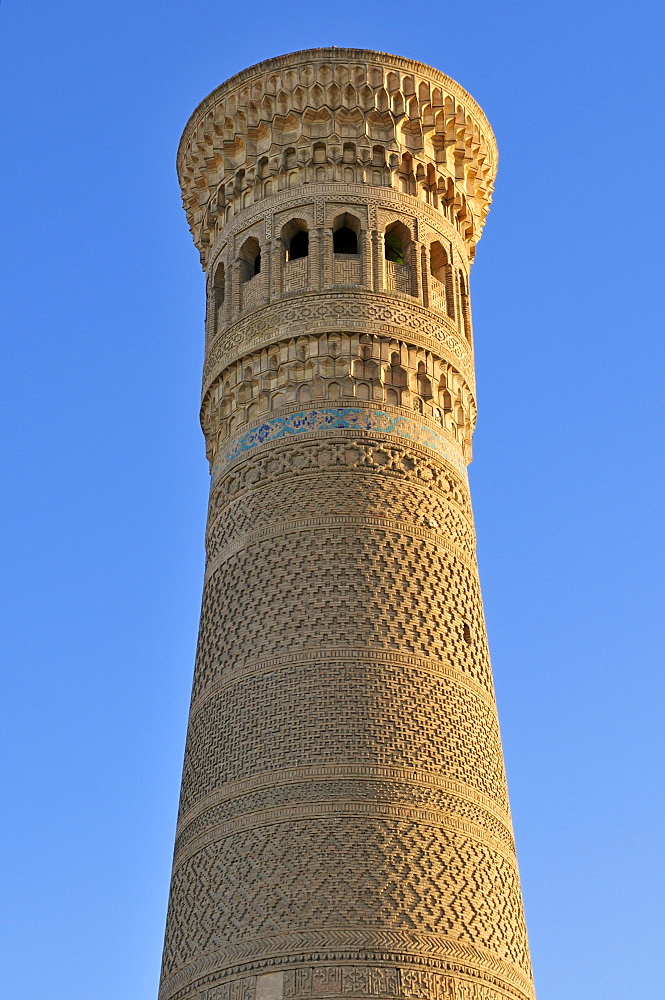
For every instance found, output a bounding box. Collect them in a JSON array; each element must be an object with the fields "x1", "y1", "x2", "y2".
[{"x1": 160, "y1": 48, "x2": 535, "y2": 1000}]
